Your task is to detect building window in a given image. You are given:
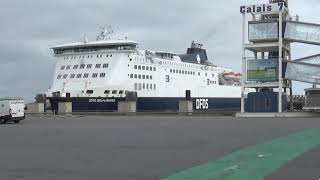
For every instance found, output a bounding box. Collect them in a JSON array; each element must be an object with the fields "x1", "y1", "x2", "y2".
[
  {"x1": 95, "y1": 64, "x2": 101, "y2": 68},
  {"x1": 73, "y1": 65, "x2": 79, "y2": 69},
  {"x1": 70, "y1": 74, "x2": 75, "y2": 79},
  {"x1": 130, "y1": 74, "x2": 133, "y2": 78},
  {"x1": 83, "y1": 73, "x2": 89, "y2": 78},
  {"x1": 63, "y1": 74, "x2": 68, "y2": 79},
  {"x1": 57, "y1": 75, "x2": 62, "y2": 79},
  {"x1": 104, "y1": 90, "x2": 110, "y2": 94},
  {"x1": 66, "y1": 65, "x2": 71, "y2": 70},
  {"x1": 103, "y1": 64, "x2": 108, "y2": 68},
  {"x1": 92, "y1": 73, "x2": 98, "y2": 78},
  {"x1": 100, "y1": 73, "x2": 106, "y2": 78},
  {"x1": 80, "y1": 64, "x2": 85, "y2": 69},
  {"x1": 86, "y1": 64, "x2": 92, "y2": 69},
  {"x1": 76, "y1": 74, "x2": 82, "y2": 78},
  {"x1": 86, "y1": 90, "x2": 94, "y2": 94},
  {"x1": 60, "y1": 66, "x2": 66, "y2": 70}
]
